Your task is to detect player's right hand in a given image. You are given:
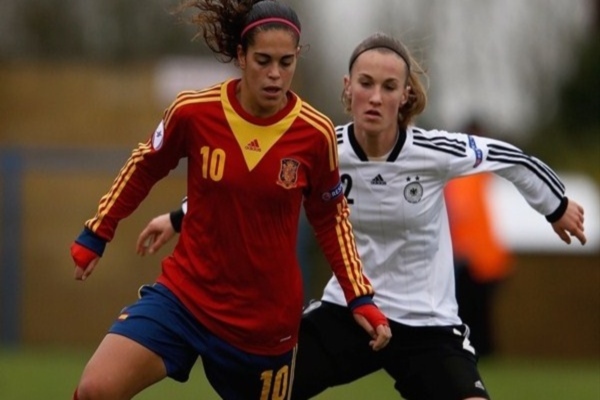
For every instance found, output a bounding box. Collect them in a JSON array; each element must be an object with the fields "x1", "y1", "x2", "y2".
[{"x1": 551, "y1": 198, "x2": 586, "y2": 245}]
